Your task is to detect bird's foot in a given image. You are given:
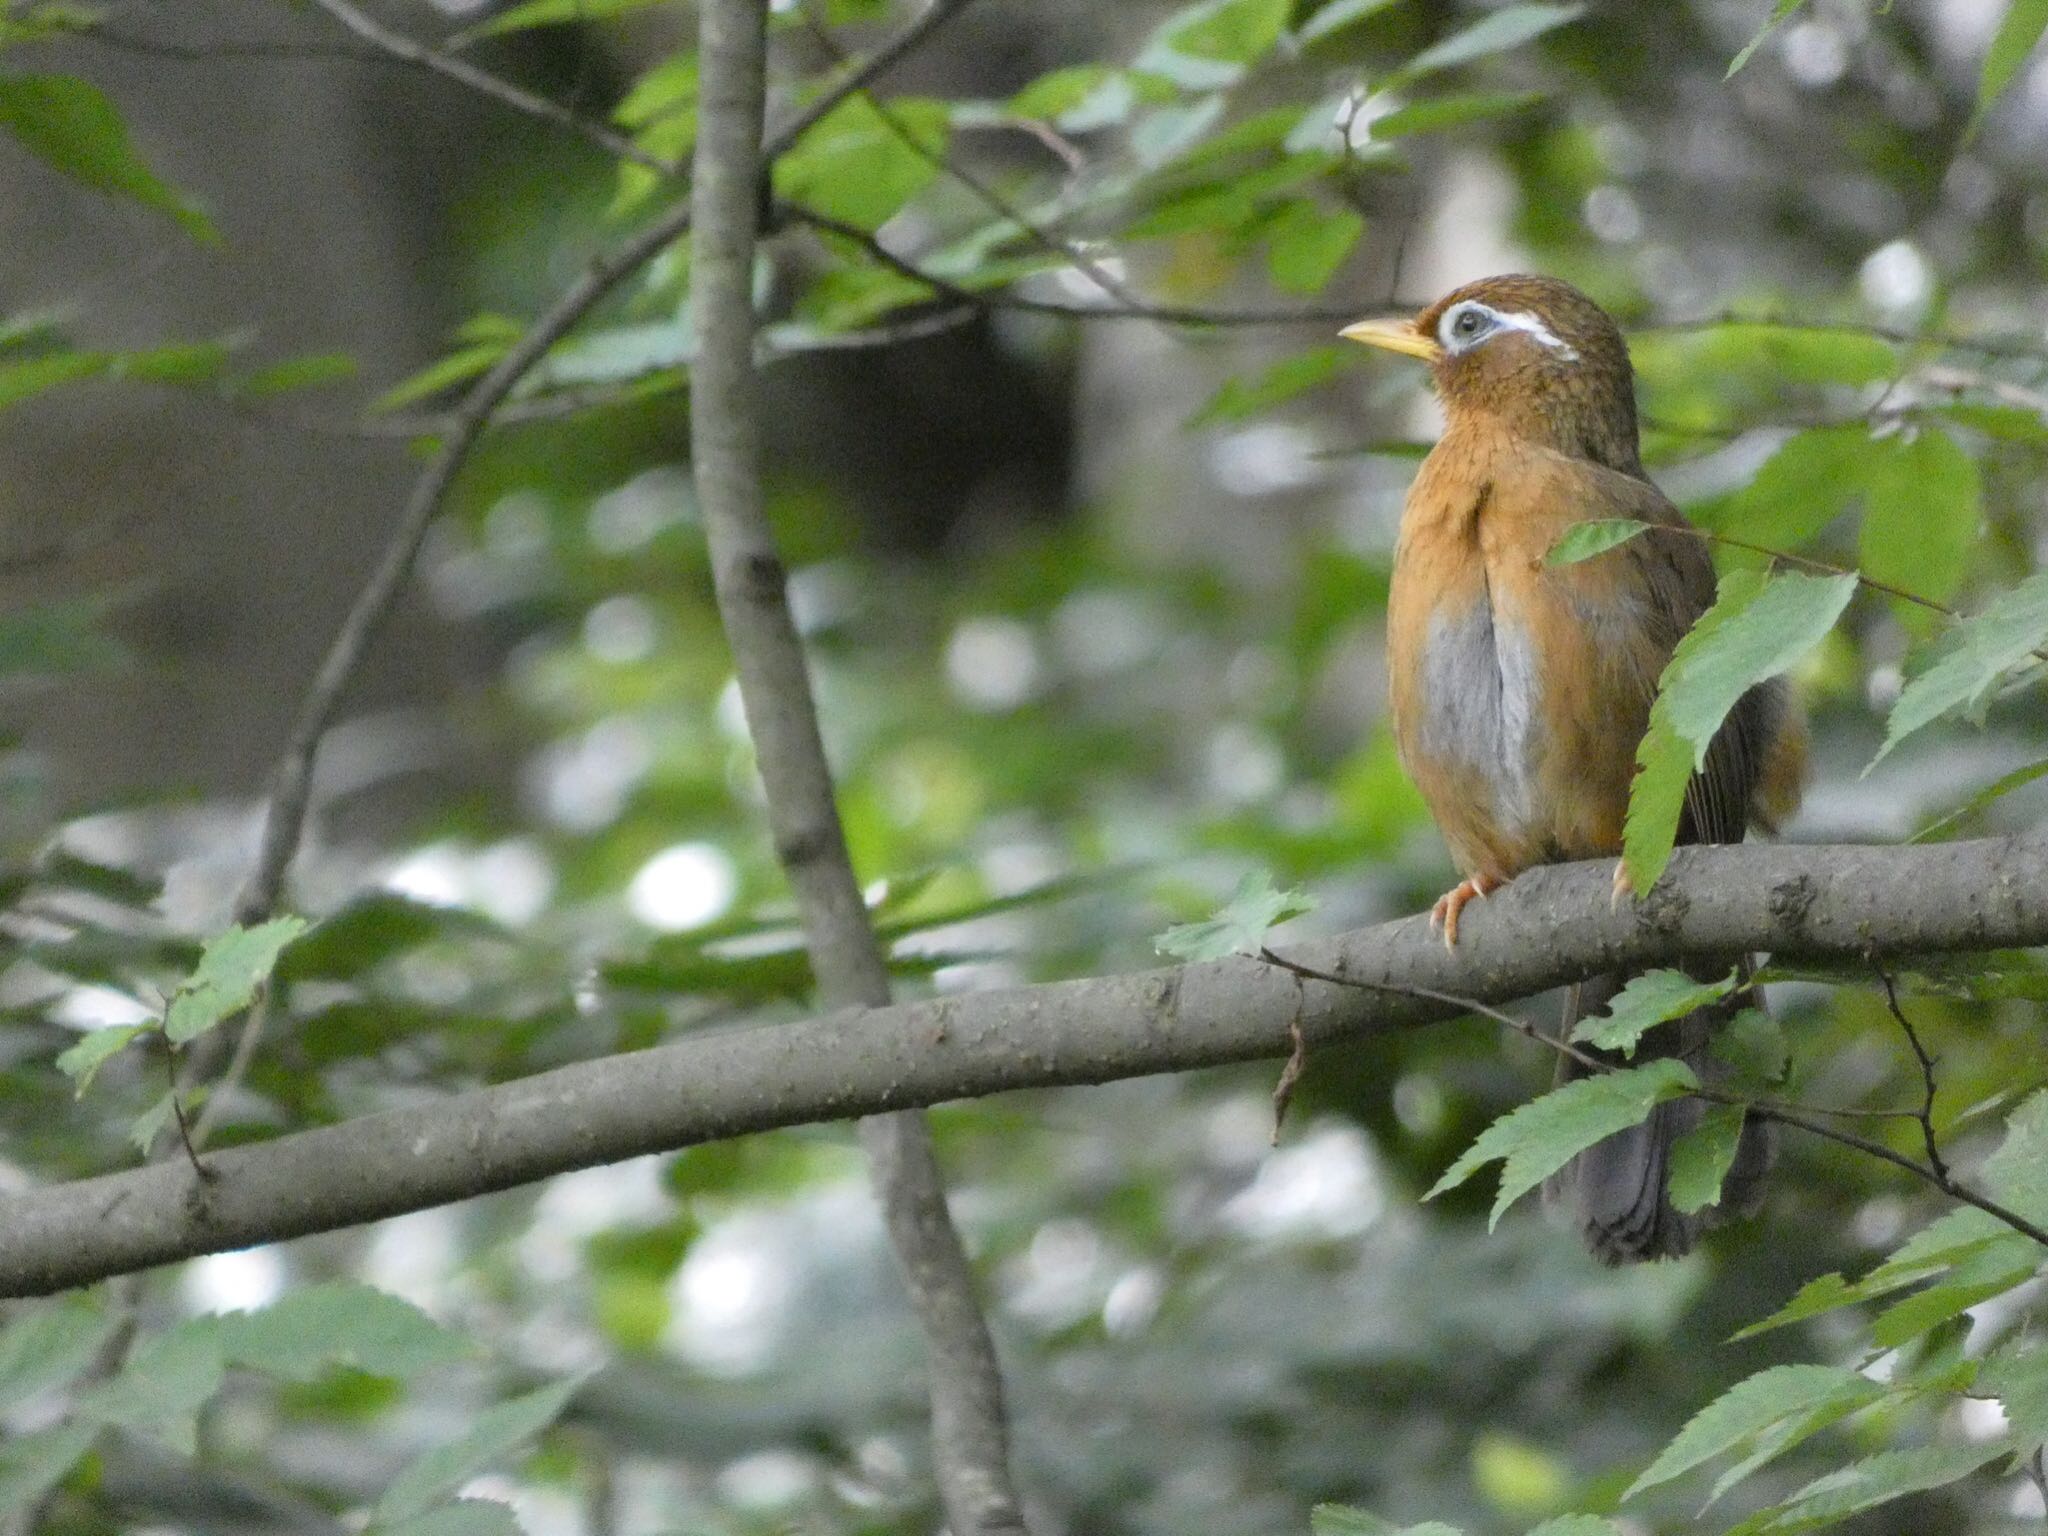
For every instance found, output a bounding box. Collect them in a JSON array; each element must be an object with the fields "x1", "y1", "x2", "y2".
[
  {"x1": 1430, "y1": 873, "x2": 1505, "y2": 949},
  {"x1": 1610, "y1": 860, "x2": 1635, "y2": 910}
]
